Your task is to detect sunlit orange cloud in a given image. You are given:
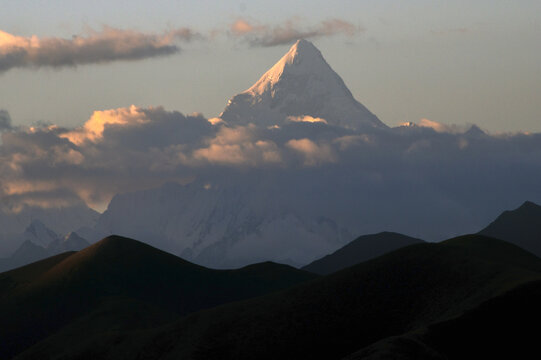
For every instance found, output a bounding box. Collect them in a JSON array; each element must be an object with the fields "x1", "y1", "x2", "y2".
[
  {"x1": 193, "y1": 125, "x2": 281, "y2": 165},
  {"x1": 61, "y1": 105, "x2": 151, "y2": 145},
  {"x1": 208, "y1": 117, "x2": 225, "y2": 125},
  {"x1": 287, "y1": 115, "x2": 328, "y2": 124},
  {"x1": 0, "y1": 30, "x2": 36, "y2": 48},
  {"x1": 399, "y1": 118, "x2": 463, "y2": 133},
  {"x1": 231, "y1": 19, "x2": 263, "y2": 35},
  {"x1": 6, "y1": 198, "x2": 81, "y2": 213},
  {"x1": 3, "y1": 180, "x2": 58, "y2": 196},
  {"x1": 417, "y1": 118, "x2": 452, "y2": 133}
]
